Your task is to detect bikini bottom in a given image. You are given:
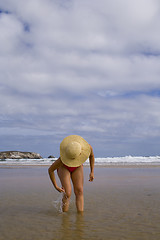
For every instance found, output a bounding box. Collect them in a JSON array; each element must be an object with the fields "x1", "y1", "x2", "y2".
[{"x1": 57, "y1": 164, "x2": 81, "y2": 173}]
